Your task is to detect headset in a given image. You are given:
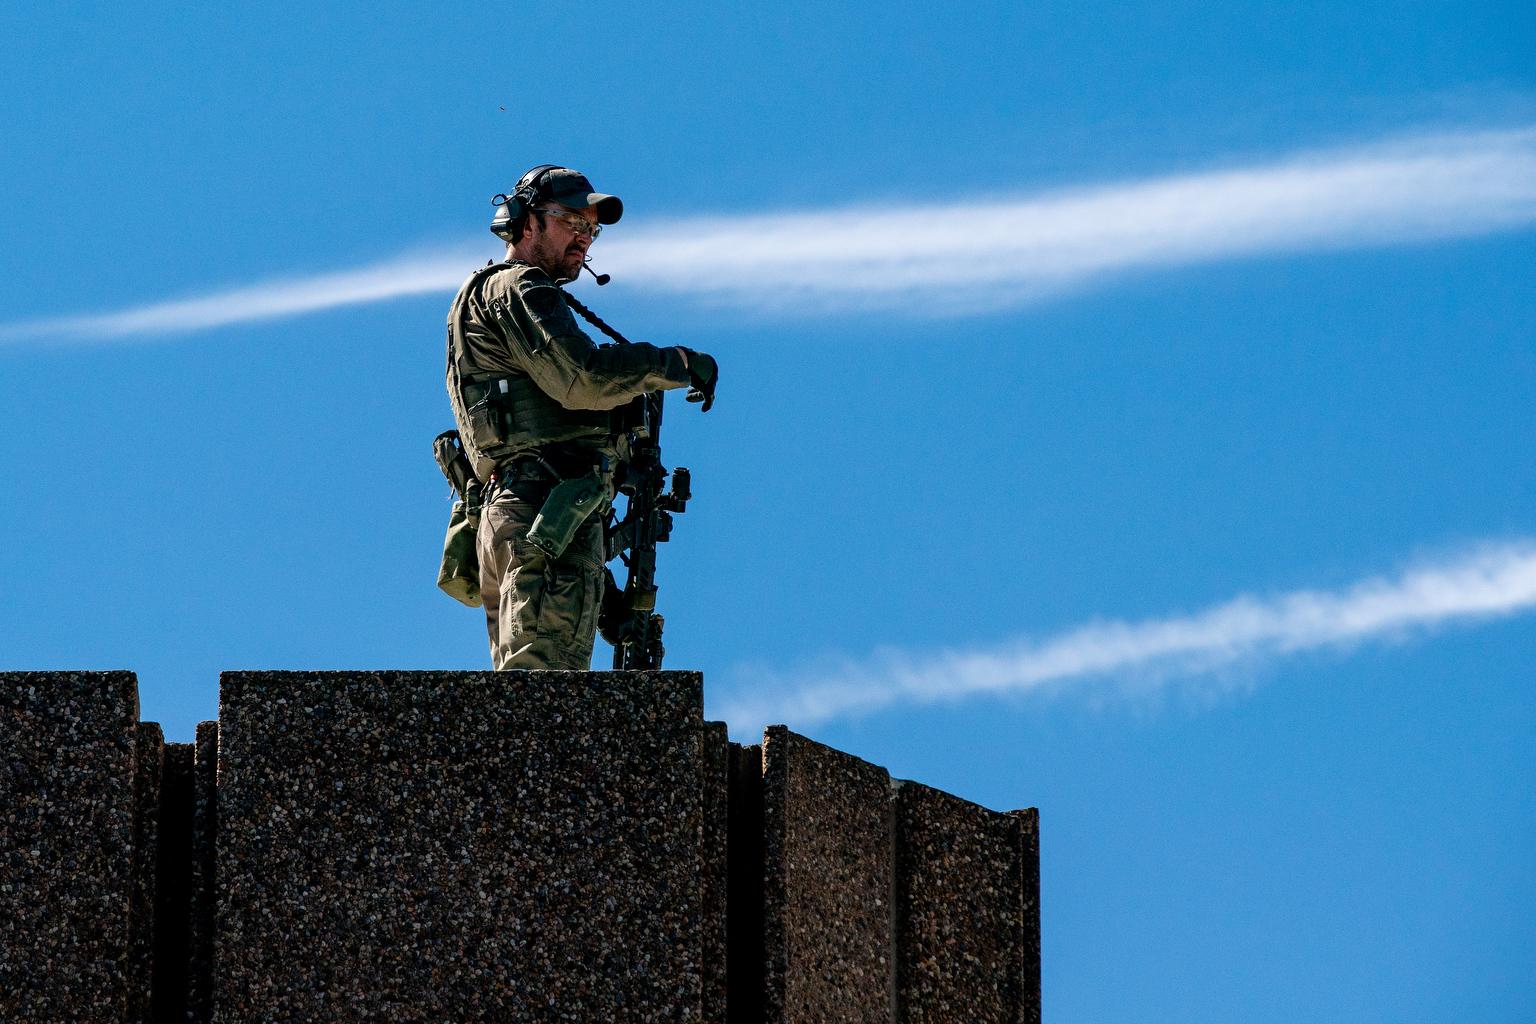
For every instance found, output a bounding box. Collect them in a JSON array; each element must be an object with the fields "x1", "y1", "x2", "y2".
[
  {"x1": 490, "y1": 164, "x2": 563, "y2": 242},
  {"x1": 490, "y1": 163, "x2": 612, "y2": 284}
]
